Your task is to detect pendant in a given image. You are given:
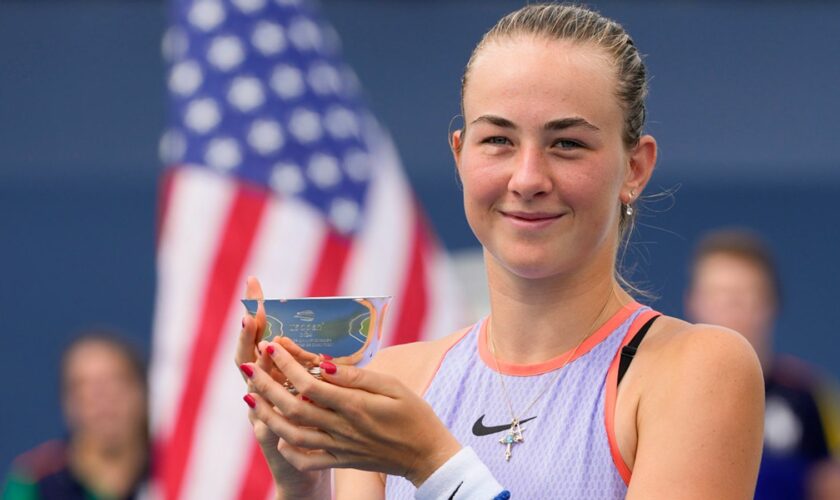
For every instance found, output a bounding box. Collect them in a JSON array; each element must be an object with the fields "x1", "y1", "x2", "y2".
[{"x1": 499, "y1": 418, "x2": 524, "y2": 461}]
